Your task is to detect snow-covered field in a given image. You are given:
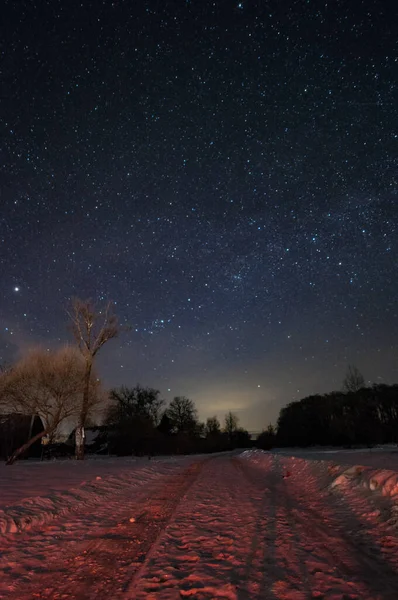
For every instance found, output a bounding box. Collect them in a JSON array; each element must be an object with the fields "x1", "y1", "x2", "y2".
[
  {"x1": 0, "y1": 455, "x2": 186, "y2": 509},
  {"x1": 2, "y1": 449, "x2": 398, "y2": 598}
]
